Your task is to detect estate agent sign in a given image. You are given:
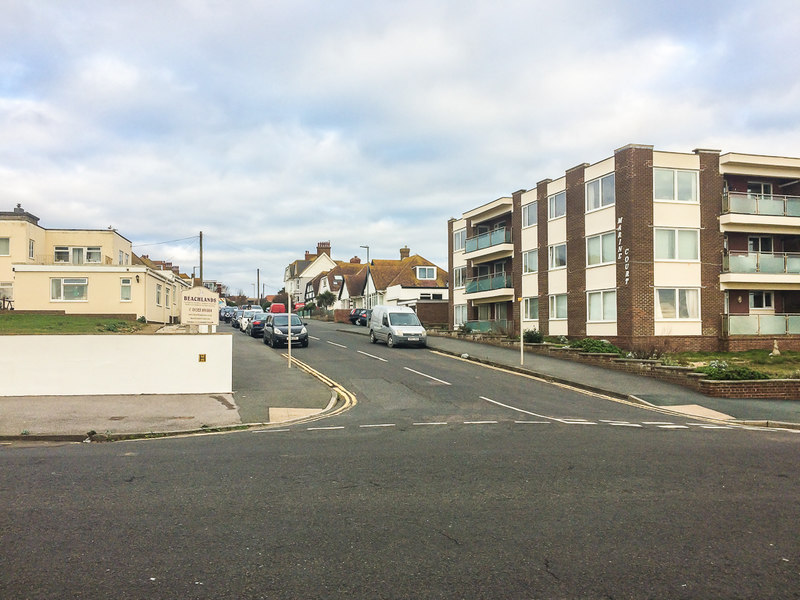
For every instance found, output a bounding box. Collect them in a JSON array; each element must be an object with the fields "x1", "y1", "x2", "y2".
[{"x1": 181, "y1": 286, "x2": 220, "y2": 326}]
